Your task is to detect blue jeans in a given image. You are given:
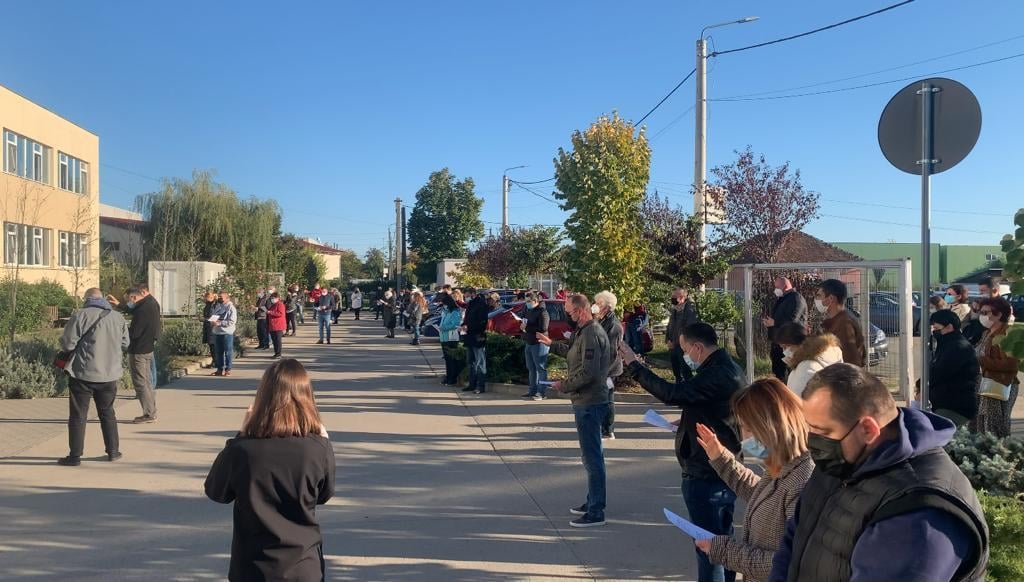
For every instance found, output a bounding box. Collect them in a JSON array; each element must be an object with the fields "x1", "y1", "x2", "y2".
[
  {"x1": 151, "y1": 352, "x2": 158, "y2": 389},
  {"x1": 466, "y1": 346, "x2": 486, "y2": 391},
  {"x1": 213, "y1": 334, "x2": 233, "y2": 372},
  {"x1": 573, "y1": 403, "x2": 609, "y2": 520},
  {"x1": 318, "y1": 313, "x2": 331, "y2": 341},
  {"x1": 682, "y1": 477, "x2": 737, "y2": 582},
  {"x1": 525, "y1": 343, "x2": 549, "y2": 396},
  {"x1": 412, "y1": 318, "x2": 422, "y2": 342},
  {"x1": 626, "y1": 319, "x2": 644, "y2": 353}
]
